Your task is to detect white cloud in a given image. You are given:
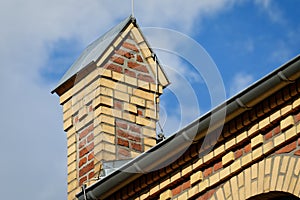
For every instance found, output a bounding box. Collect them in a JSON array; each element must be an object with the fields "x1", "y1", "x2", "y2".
[
  {"x1": 254, "y1": 0, "x2": 284, "y2": 24},
  {"x1": 254, "y1": 0, "x2": 271, "y2": 8},
  {"x1": 136, "y1": 0, "x2": 235, "y2": 31},
  {"x1": 229, "y1": 72, "x2": 254, "y2": 97},
  {"x1": 0, "y1": 0, "x2": 237, "y2": 199},
  {"x1": 3, "y1": 0, "x2": 298, "y2": 198},
  {"x1": 141, "y1": 27, "x2": 228, "y2": 136}
]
